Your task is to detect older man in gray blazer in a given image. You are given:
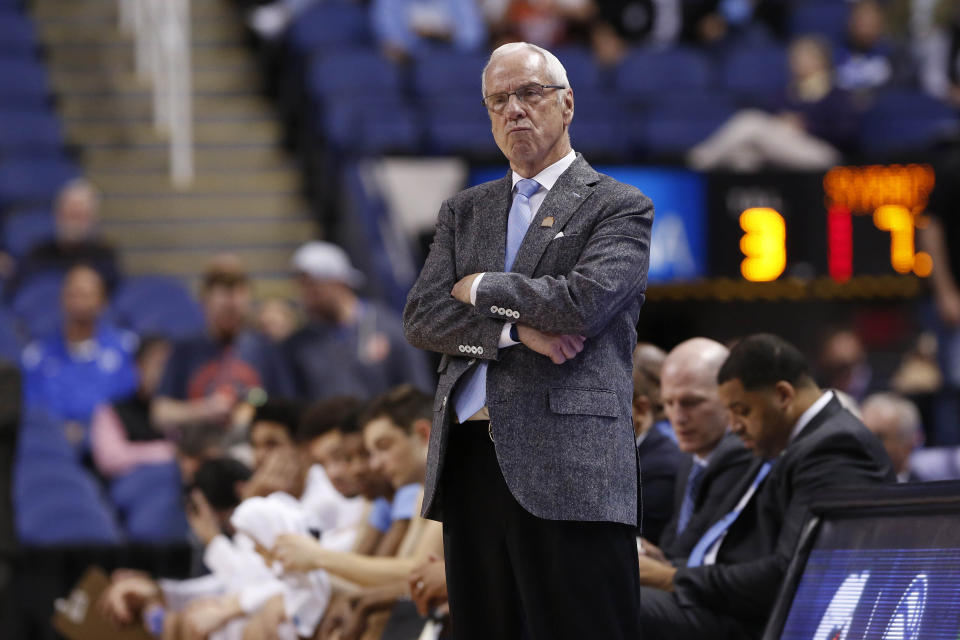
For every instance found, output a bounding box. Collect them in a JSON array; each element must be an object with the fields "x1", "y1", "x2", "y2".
[{"x1": 403, "y1": 41, "x2": 653, "y2": 640}]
